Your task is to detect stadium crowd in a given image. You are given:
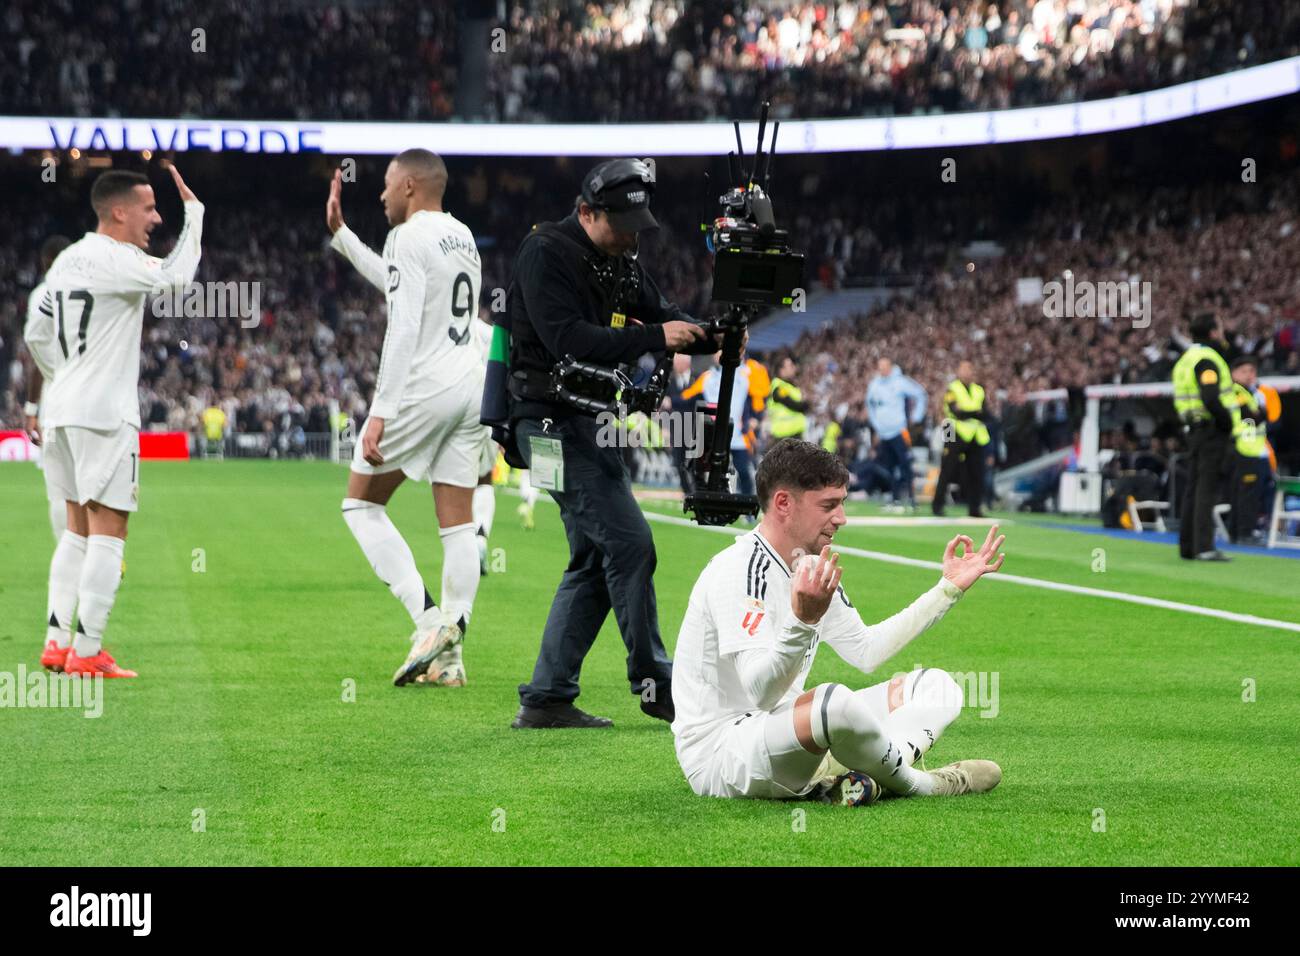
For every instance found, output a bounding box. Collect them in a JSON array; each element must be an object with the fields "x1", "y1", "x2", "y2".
[
  {"x1": 2, "y1": 0, "x2": 1296, "y2": 122},
  {"x1": 791, "y1": 178, "x2": 1300, "y2": 434},
  {"x1": 4, "y1": 156, "x2": 1297, "y2": 466}
]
